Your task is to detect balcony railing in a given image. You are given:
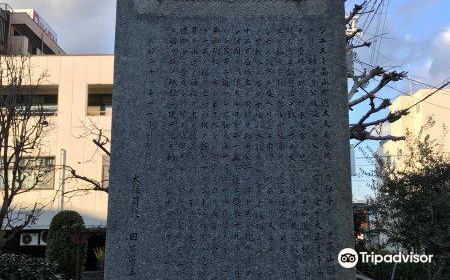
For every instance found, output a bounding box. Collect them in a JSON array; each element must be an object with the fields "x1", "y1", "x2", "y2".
[{"x1": 10, "y1": 105, "x2": 58, "y2": 116}]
